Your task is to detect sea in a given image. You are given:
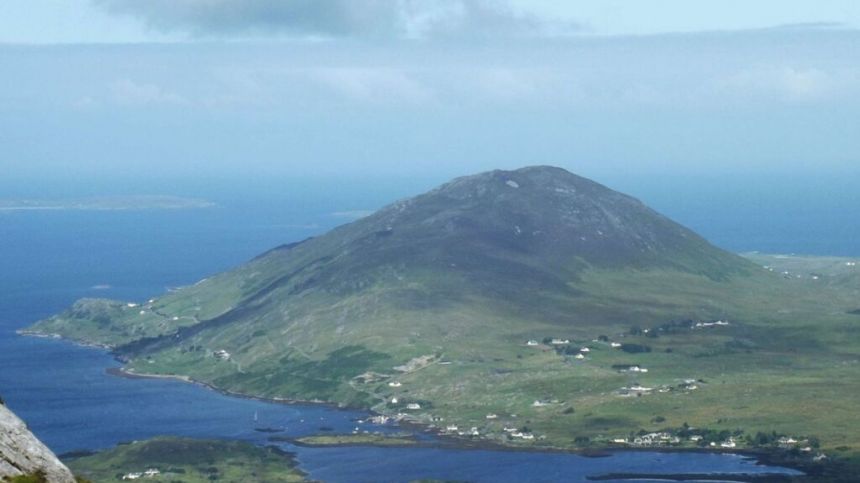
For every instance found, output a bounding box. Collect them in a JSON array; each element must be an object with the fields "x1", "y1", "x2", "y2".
[{"x1": 3, "y1": 173, "x2": 851, "y2": 482}]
